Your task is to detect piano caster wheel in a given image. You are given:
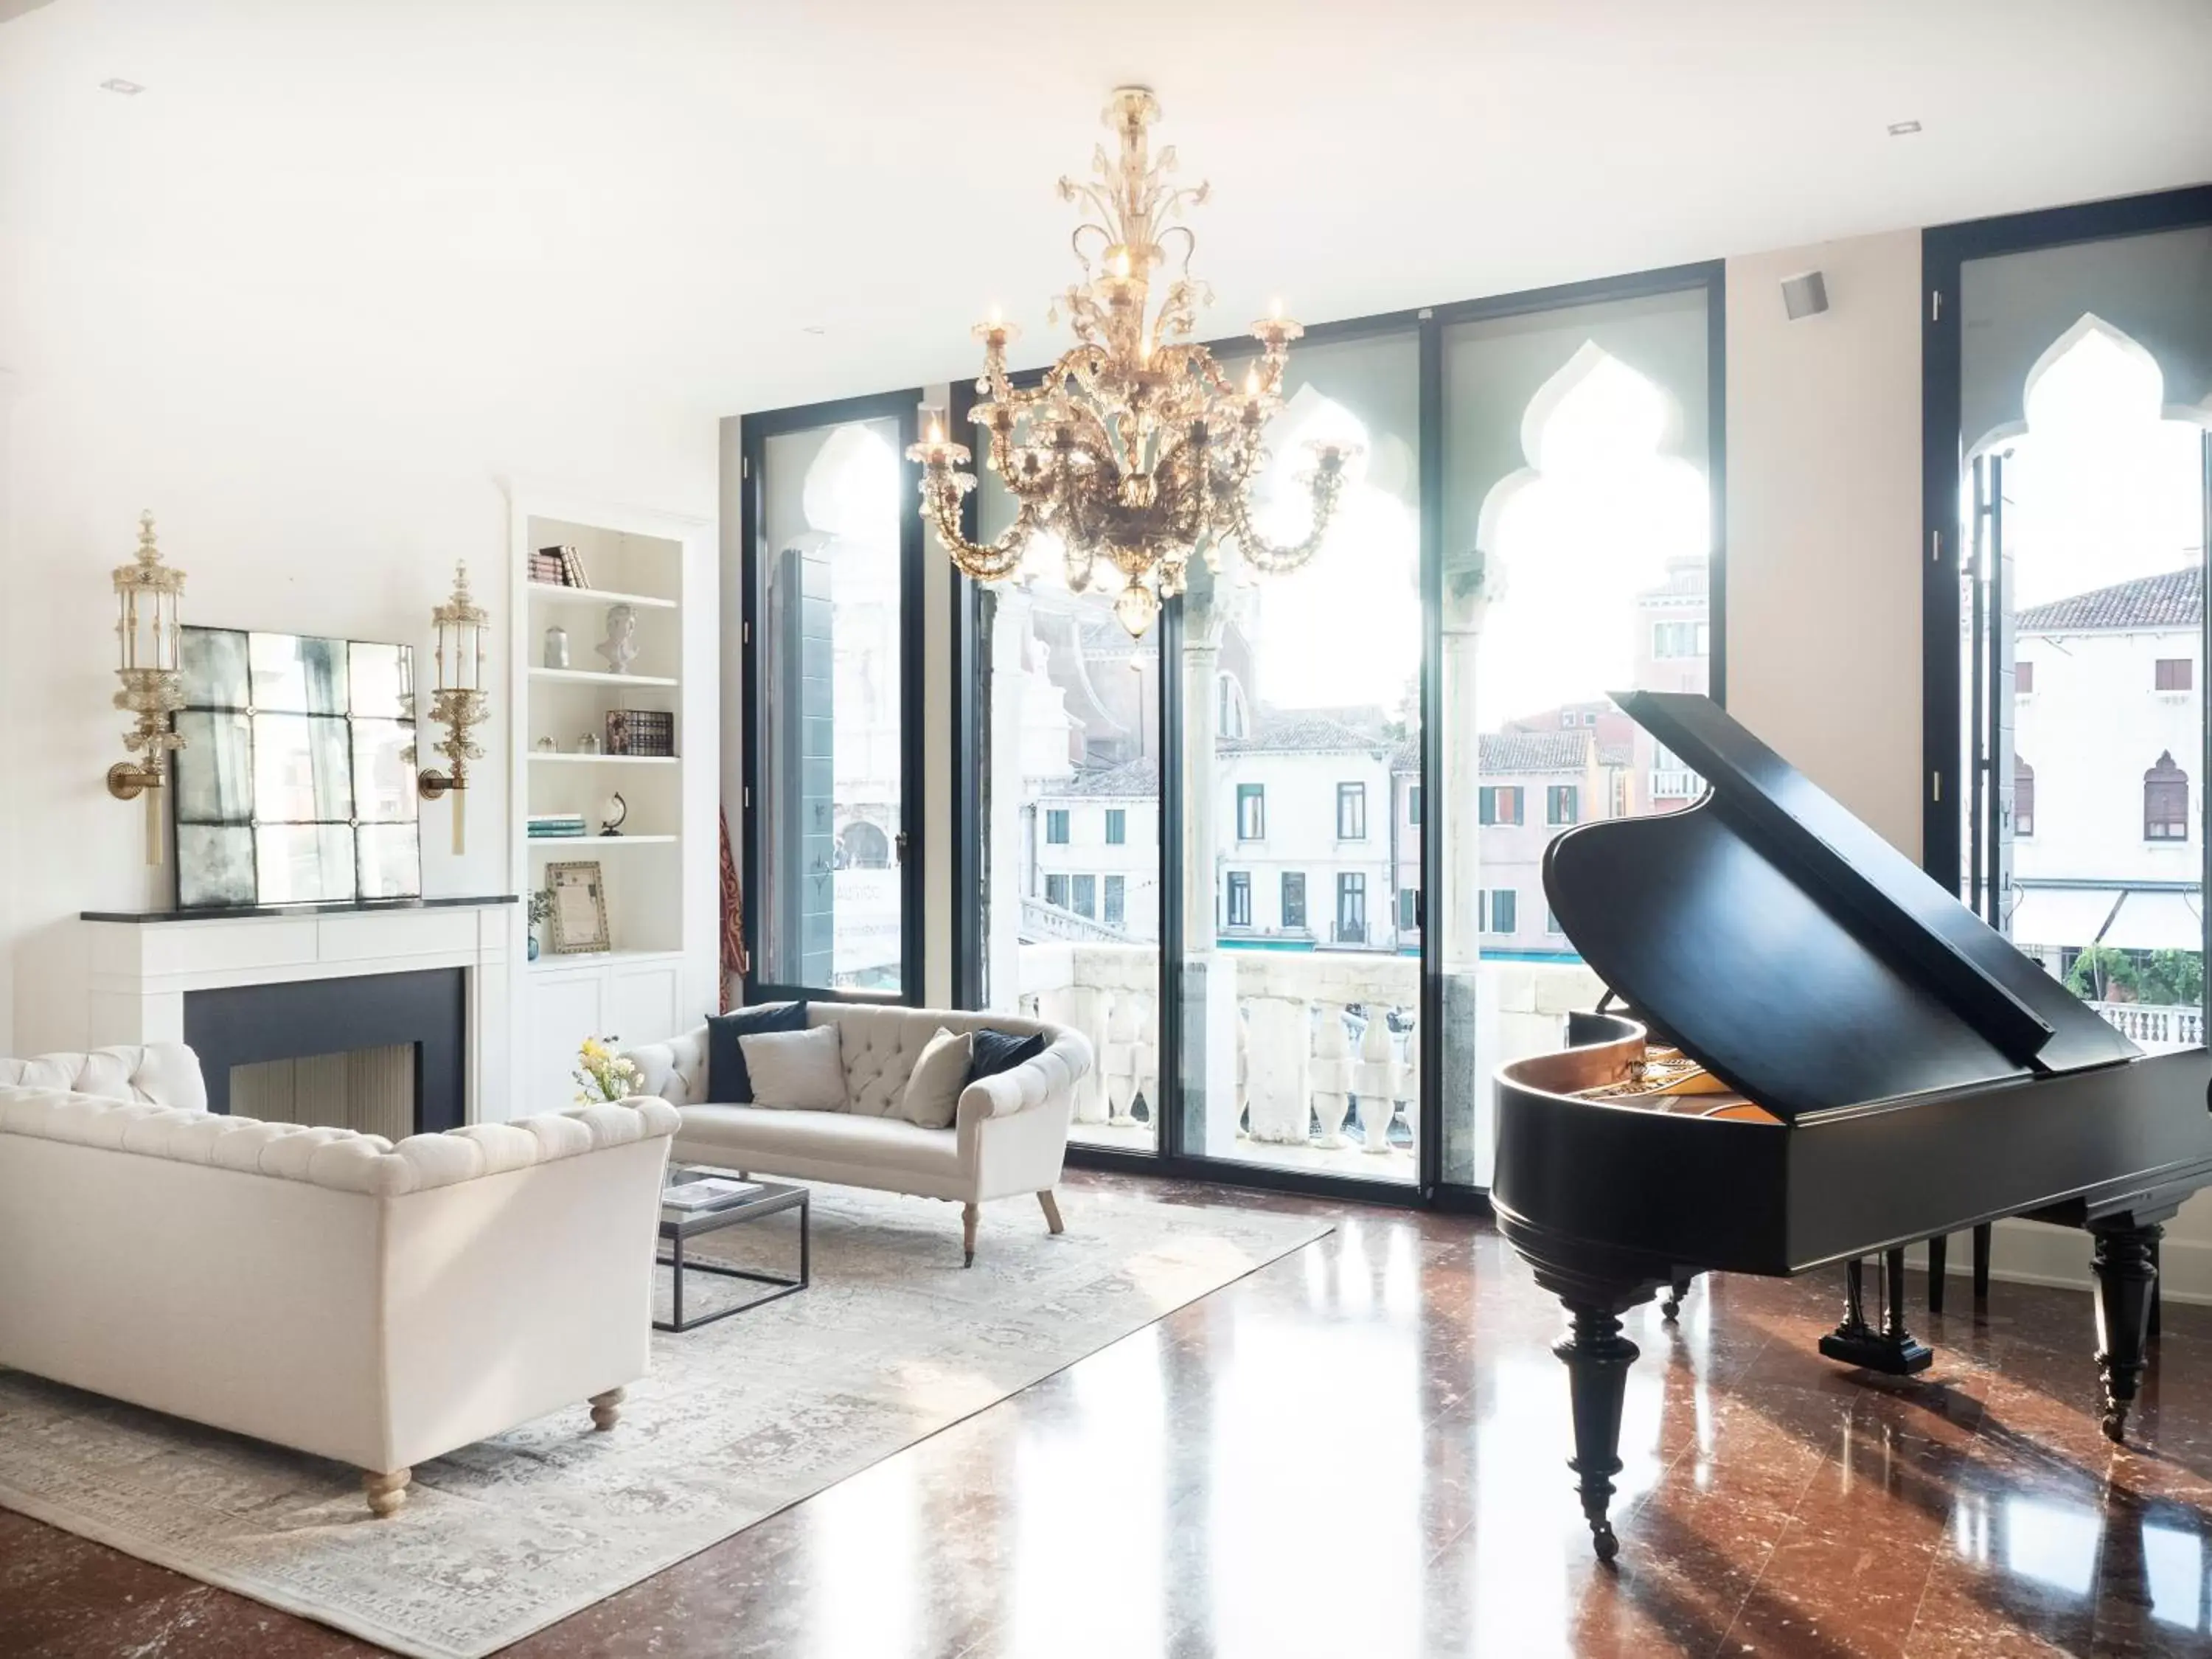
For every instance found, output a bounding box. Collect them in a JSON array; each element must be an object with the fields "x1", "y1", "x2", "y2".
[
  {"x1": 2102, "y1": 1406, "x2": 2129, "y2": 1445},
  {"x1": 1660, "y1": 1276, "x2": 1691, "y2": 1323},
  {"x1": 1590, "y1": 1520, "x2": 1620, "y2": 1565}
]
